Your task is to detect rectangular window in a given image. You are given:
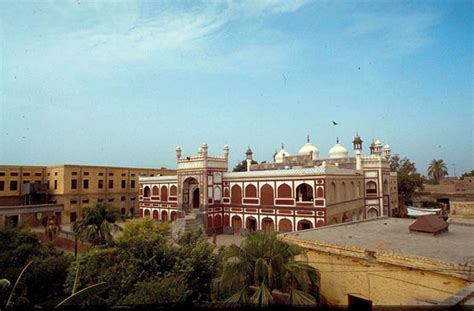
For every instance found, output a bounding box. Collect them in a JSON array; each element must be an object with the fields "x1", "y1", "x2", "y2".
[
  {"x1": 70, "y1": 200, "x2": 77, "y2": 204},
  {"x1": 131, "y1": 180, "x2": 135, "y2": 188},
  {"x1": 0, "y1": 181, "x2": 4, "y2": 191},
  {"x1": 130, "y1": 197, "x2": 135, "y2": 201},
  {"x1": 54, "y1": 180, "x2": 58, "y2": 189},
  {"x1": 108, "y1": 180, "x2": 113, "y2": 189},
  {"x1": 121, "y1": 173, "x2": 126, "y2": 177},
  {"x1": 83, "y1": 180, "x2": 89, "y2": 189},
  {"x1": 70, "y1": 212, "x2": 77, "y2": 222},
  {"x1": 71, "y1": 179, "x2": 77, "y2": 189},
  {"x1": 109, "y1": 173, "x2": 114, "y2": 176},
  {"x1": 84, "y1": 172, "x2": 89, "y2": 176},
  {"x1": 82, "y1": 199, "x2": 89, "y2": 204},
  {"x1": 121, "y1": 180, "x2": 126, "y2": 188},
  {"x1": 98, "y1": 180, "x2": 103, "y2": 189},
  {"x1": 0, "y1": 172, "x2": 5, "y2": 176},
  {"x1": 72, "y1": 172, "x2": 78, "y2": 175},
  {"x1": 35, "y1": 172, "x2": 42, "y2": 176},
  {"x1": 54, "y1": 172, "x2": 58, "y2": 176},
  {"x1": 47, "y1": 180, "x2": 50, "y2": 189},
  {"x1": 98, "y1": 172, "x2": 104, "y2": 176},
  {"x1": 47, "y1": 173, "x2": 50, "y2": 176},
  {"x1": 121, "y1": 196, "x2": 126, "y2": 201},
  {"x1": 10, "y1": 180, "x2": 18, "y2": 191},
  {"x1": 98, "y1": 199, "x2": 104, "y2": 203},
  {"x1": 23, "y1": 172, "x2": 30, "y2": 176},
  {"x1": 10, "y1": 172, "x2": 19, "y2": 176},
  {"x1": 108, "y1": 198, "x2": 114, "y2": 202},
  {"x1": 131, "y1": 174, "x2": 135, "y2": 177}
]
